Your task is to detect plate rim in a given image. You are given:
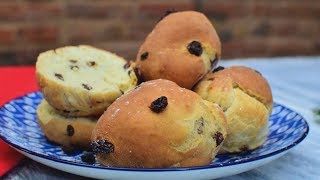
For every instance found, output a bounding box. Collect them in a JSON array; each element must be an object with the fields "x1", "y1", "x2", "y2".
[{"x1": 0, "y1": 91, "x2": 309, "y2": 172}]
